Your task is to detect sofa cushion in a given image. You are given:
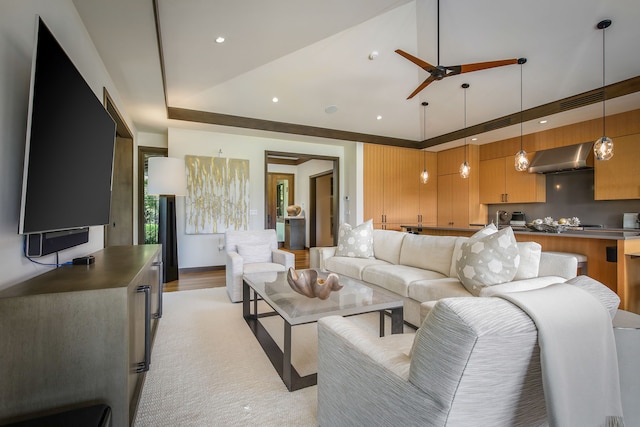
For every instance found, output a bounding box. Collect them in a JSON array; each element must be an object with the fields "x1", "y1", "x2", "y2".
[
  {"x1": 336, "y1": 219, "x2": 374, "y2": 258},
  {"x1": 237, "y1": 243, "x2": 271, "y2": 263},
  {"x1": 514, "y1": 242, "x2": 542, "y2": 280},
  {"x1": 456, "y1": 227, "x2": 520, "y2": 296},
  {"x1": 243, "y1": 262, "x2": 286, "y2": 275},
  {"x1": 362, "y1": 265, "x2": 447, "y2": 297},
  {"x1": 409, "y1": 278, "x2": 473, "y2": 303},
  {"x1": 372, "y1": 229, "x2": 406, "y2": 264},
  {"x1": 399, "y1": 234, "x2": 459, "y2": 277},
  {"x1": 325, "y1": 256, "x2": 389, "y2": 281}
]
